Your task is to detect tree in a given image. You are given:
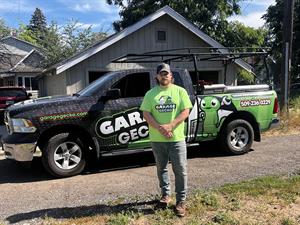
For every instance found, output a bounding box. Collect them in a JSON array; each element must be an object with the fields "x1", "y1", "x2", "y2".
[
  {"x1": 28, "y1": 8, "x2": 47, "y2": 34},
  {"x1": 0, "y1": 19, "x2": 13, "y2": 67},
  {"x1": 263, "y1": 0, "x2": 300, "y2": 83},
  {"x1": 107, "y1": 0, "x2": 242, "y2": 44},
  {"x1": 0, "y1": 19, "x2": 10, "y2": 38},
  {"x1": 223, "y1": 22, "x2": 267, "y2": 49},
  {"x1": 60, "y1": 20, "x2": 108, "y2": 63}
]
